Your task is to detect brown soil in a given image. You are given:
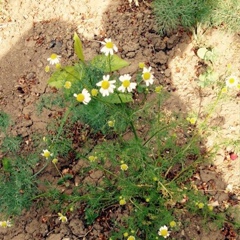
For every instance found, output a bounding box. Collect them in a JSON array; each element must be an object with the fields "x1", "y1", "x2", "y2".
[{"x1": 0, "y1": 0, "x2": 239, "y2": 239}]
